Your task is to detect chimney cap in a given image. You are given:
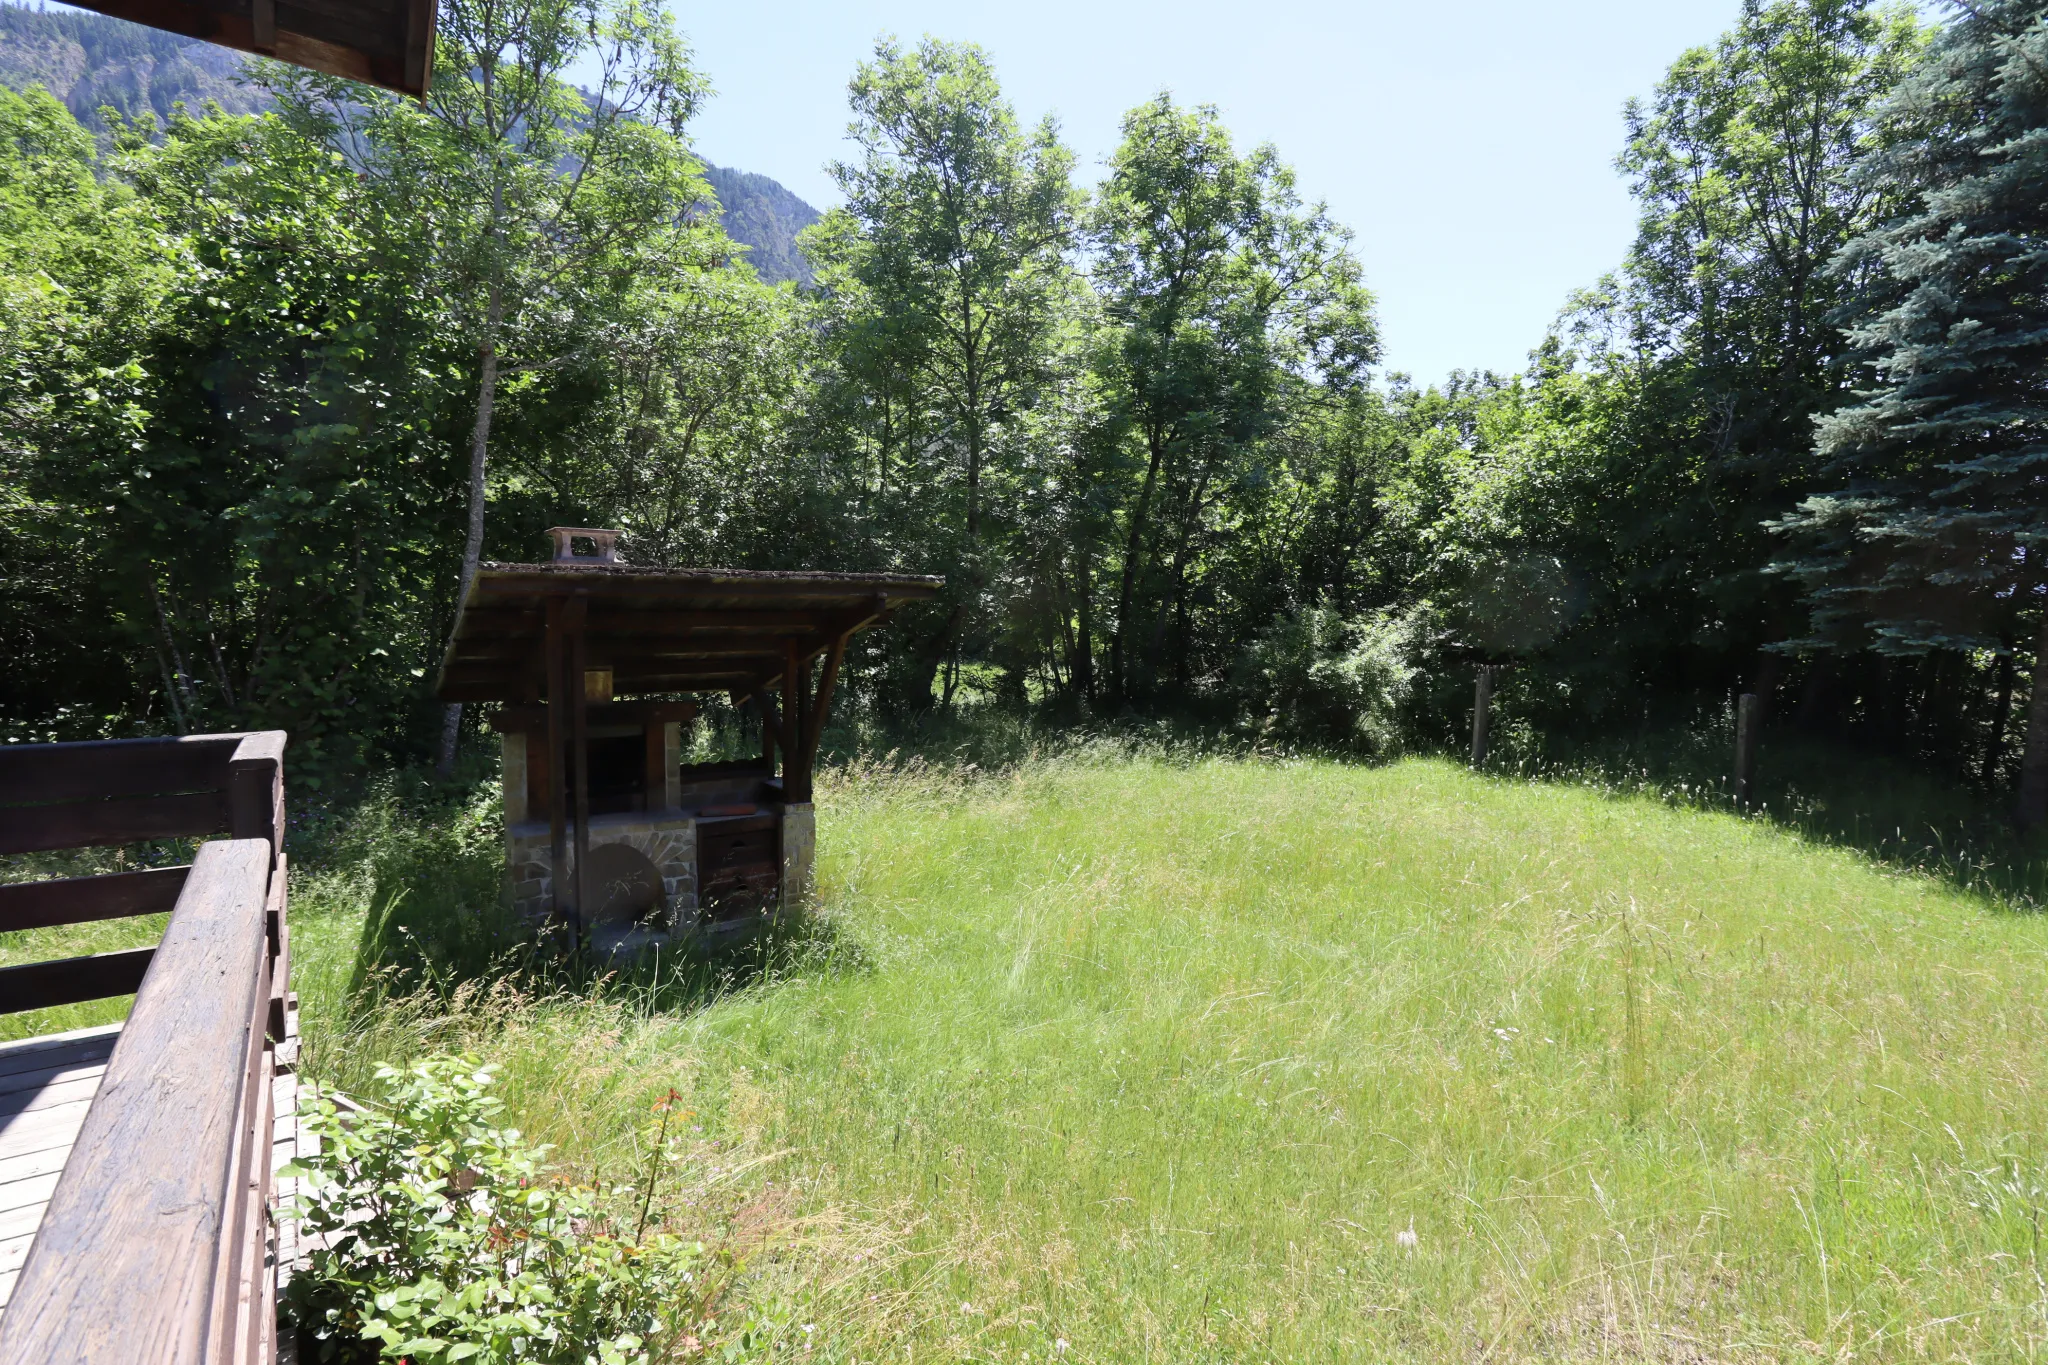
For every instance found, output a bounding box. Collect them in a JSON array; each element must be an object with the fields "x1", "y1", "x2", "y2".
[{"x1": 546, "y1": 527, "x2": 624, "y2": 565}]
